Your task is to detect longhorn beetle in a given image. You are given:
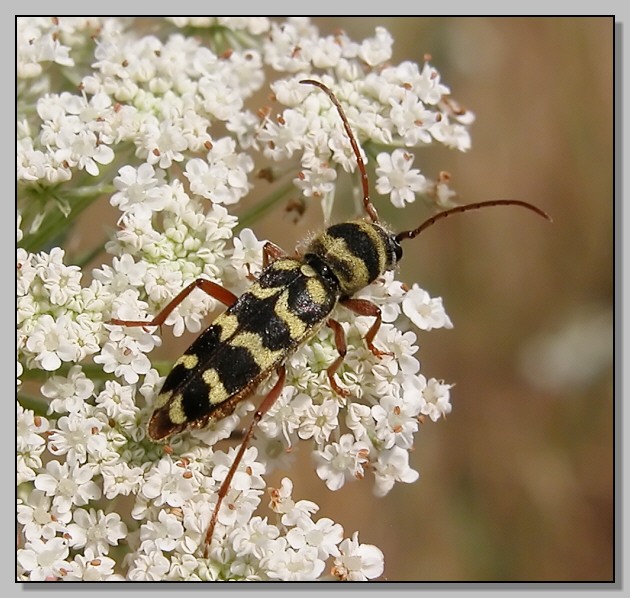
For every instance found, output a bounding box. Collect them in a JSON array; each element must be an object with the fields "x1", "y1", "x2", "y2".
[{"x1": 110, "y1": 79, "x2": 551, "y2": 556}]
